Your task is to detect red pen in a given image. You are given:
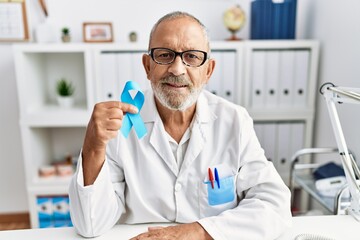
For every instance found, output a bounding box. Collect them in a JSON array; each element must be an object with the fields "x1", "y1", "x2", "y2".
[{"x1": 208, "y1": 168, "x2": 214, "y2": 189}]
